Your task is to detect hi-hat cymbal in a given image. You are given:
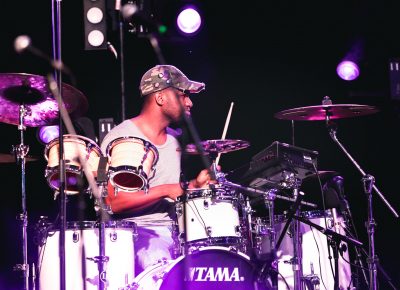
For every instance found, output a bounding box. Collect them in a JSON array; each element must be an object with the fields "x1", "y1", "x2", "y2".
[
  {"x1": 274, "y1": 104, "x2": 379, "y2": 121},
  {"x1": 0, "y1": 153, "x2": 38, "y2": 163},
  {"x1": 185, "y1": 139, "x2": 250, "y2": 155},
  {"x1": 0, "y1": 73, "x2": 88, "y2": 127}
]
